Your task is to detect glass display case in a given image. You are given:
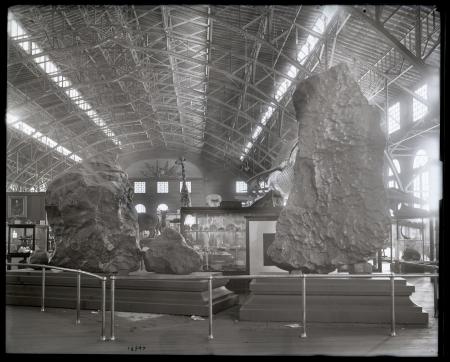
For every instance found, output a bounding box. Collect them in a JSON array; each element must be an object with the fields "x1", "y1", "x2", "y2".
[
  {"x1": 7, "y1": 224, "x2": 36, "y2": 269},
  {"x1": 180, "y1": 206, "x2": 281, "y2": 274},
  {"x1": 7, "y1": 224, "x2": 35, "y2": 254}
]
